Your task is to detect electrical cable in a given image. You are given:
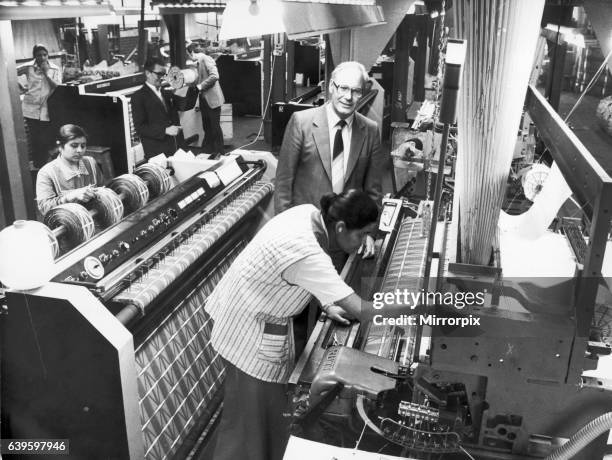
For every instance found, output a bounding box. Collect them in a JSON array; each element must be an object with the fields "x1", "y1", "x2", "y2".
[
  {"x1": 459, "y1": 445, "x2": 476, "y2": 460},
  {"x1": 545, "y1": 412, "x2": 612, "y2": 460},
  {"x1": 234, "y1": 53, "x2": 277, "y2": 152},
  {"x1": 353, "y1": 420, "x2": 367, "y2": 451}
]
